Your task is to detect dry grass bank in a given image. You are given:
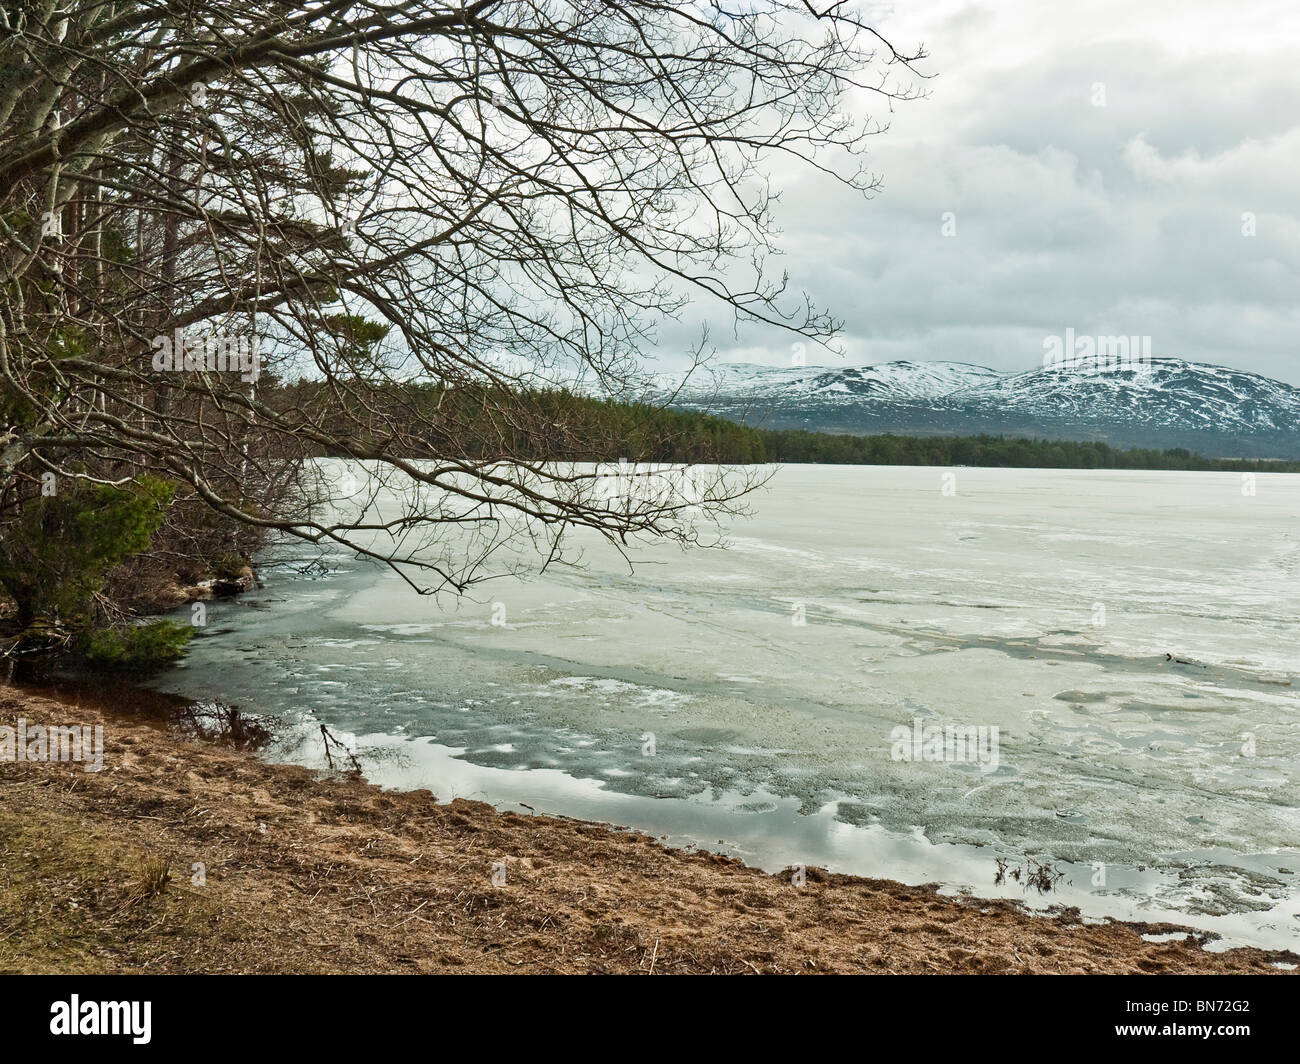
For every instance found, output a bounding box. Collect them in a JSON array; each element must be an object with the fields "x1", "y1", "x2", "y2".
[{"x1": 1, "y1": 687, "x2": 1294, "y2": 975}]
